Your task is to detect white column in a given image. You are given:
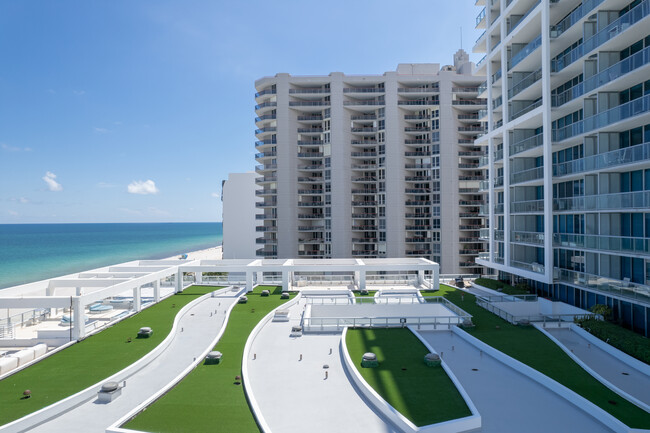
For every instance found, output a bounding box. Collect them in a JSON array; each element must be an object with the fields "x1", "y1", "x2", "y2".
[
  {"x1": 72, "y1": 297, "x2": 85, "y2": 340},
  {"x1": 433, "y1": 265, "x2": 440, "y2": 292},
  {"x1": 358, "y1": 271, "x2": 366, "y2": 291},
  {"x1": 175, "y1": 271, "x2": 183, "y2": 293},
  {"x1": 282, "y1": 271, "x2": 290, "y2": 292},
  {"x1": 196, "y1": 272, "x2": 203, "y2": 284},
  {"x1": 75, "y1": 287, "x2": 82, "y2": 296},
  {"x1": 417, "y1": 270, "x2": 424, "y2": 286},
  {"x1": 541, "y1": 0, "x2": 554, "y2": 285},
  {"x1": 153, "y1": 279, "x2": 160, "y2": 303},
  {"x1": 246, "y1": 272, "x2": 254, "y2": 292},
  {"x1": 256, "y1": 271, "x2": 263, "y2": 284},
  {"x1": 133, "y1": 287, "x2": 141, "y2": 312}
]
